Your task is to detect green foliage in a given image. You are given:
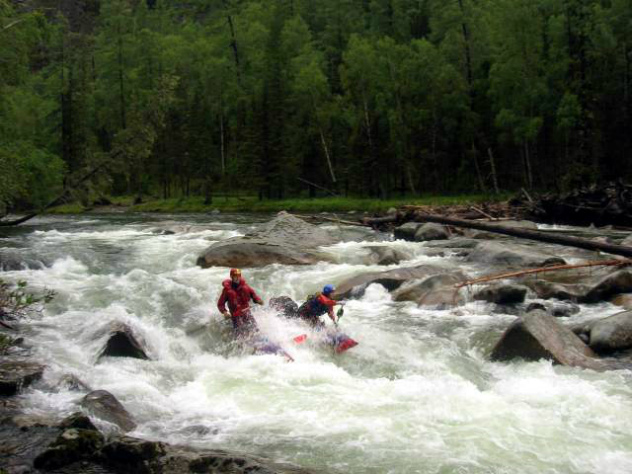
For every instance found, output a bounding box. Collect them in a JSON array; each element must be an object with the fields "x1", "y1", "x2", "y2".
[
  {"x1": 0, "y1": 279, "x2": 55, "y2": 321},
  {"x1": 1, "y1": 0, "x2": 632, "y2": 214}
]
